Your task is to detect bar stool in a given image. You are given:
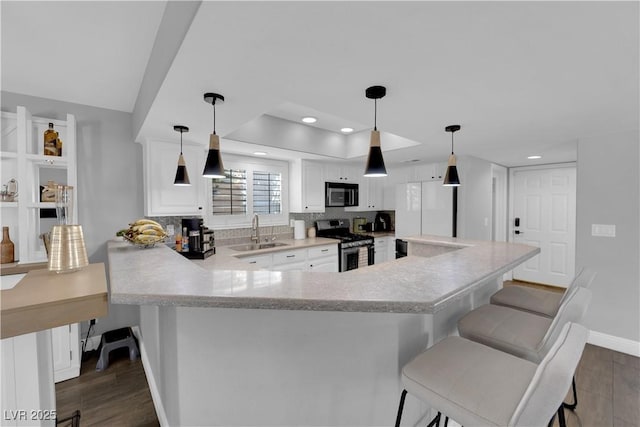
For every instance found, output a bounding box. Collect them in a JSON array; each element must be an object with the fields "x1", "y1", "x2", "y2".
[
  {"x1": 458, "y1": 286, "x2": 591, "y2": 411},
  {"x1": 490, "y1": 267, "x2": 597, "y2": 317},
  {"x1": 396, "y1": 322, "x2": 588, "y2": 427}
]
